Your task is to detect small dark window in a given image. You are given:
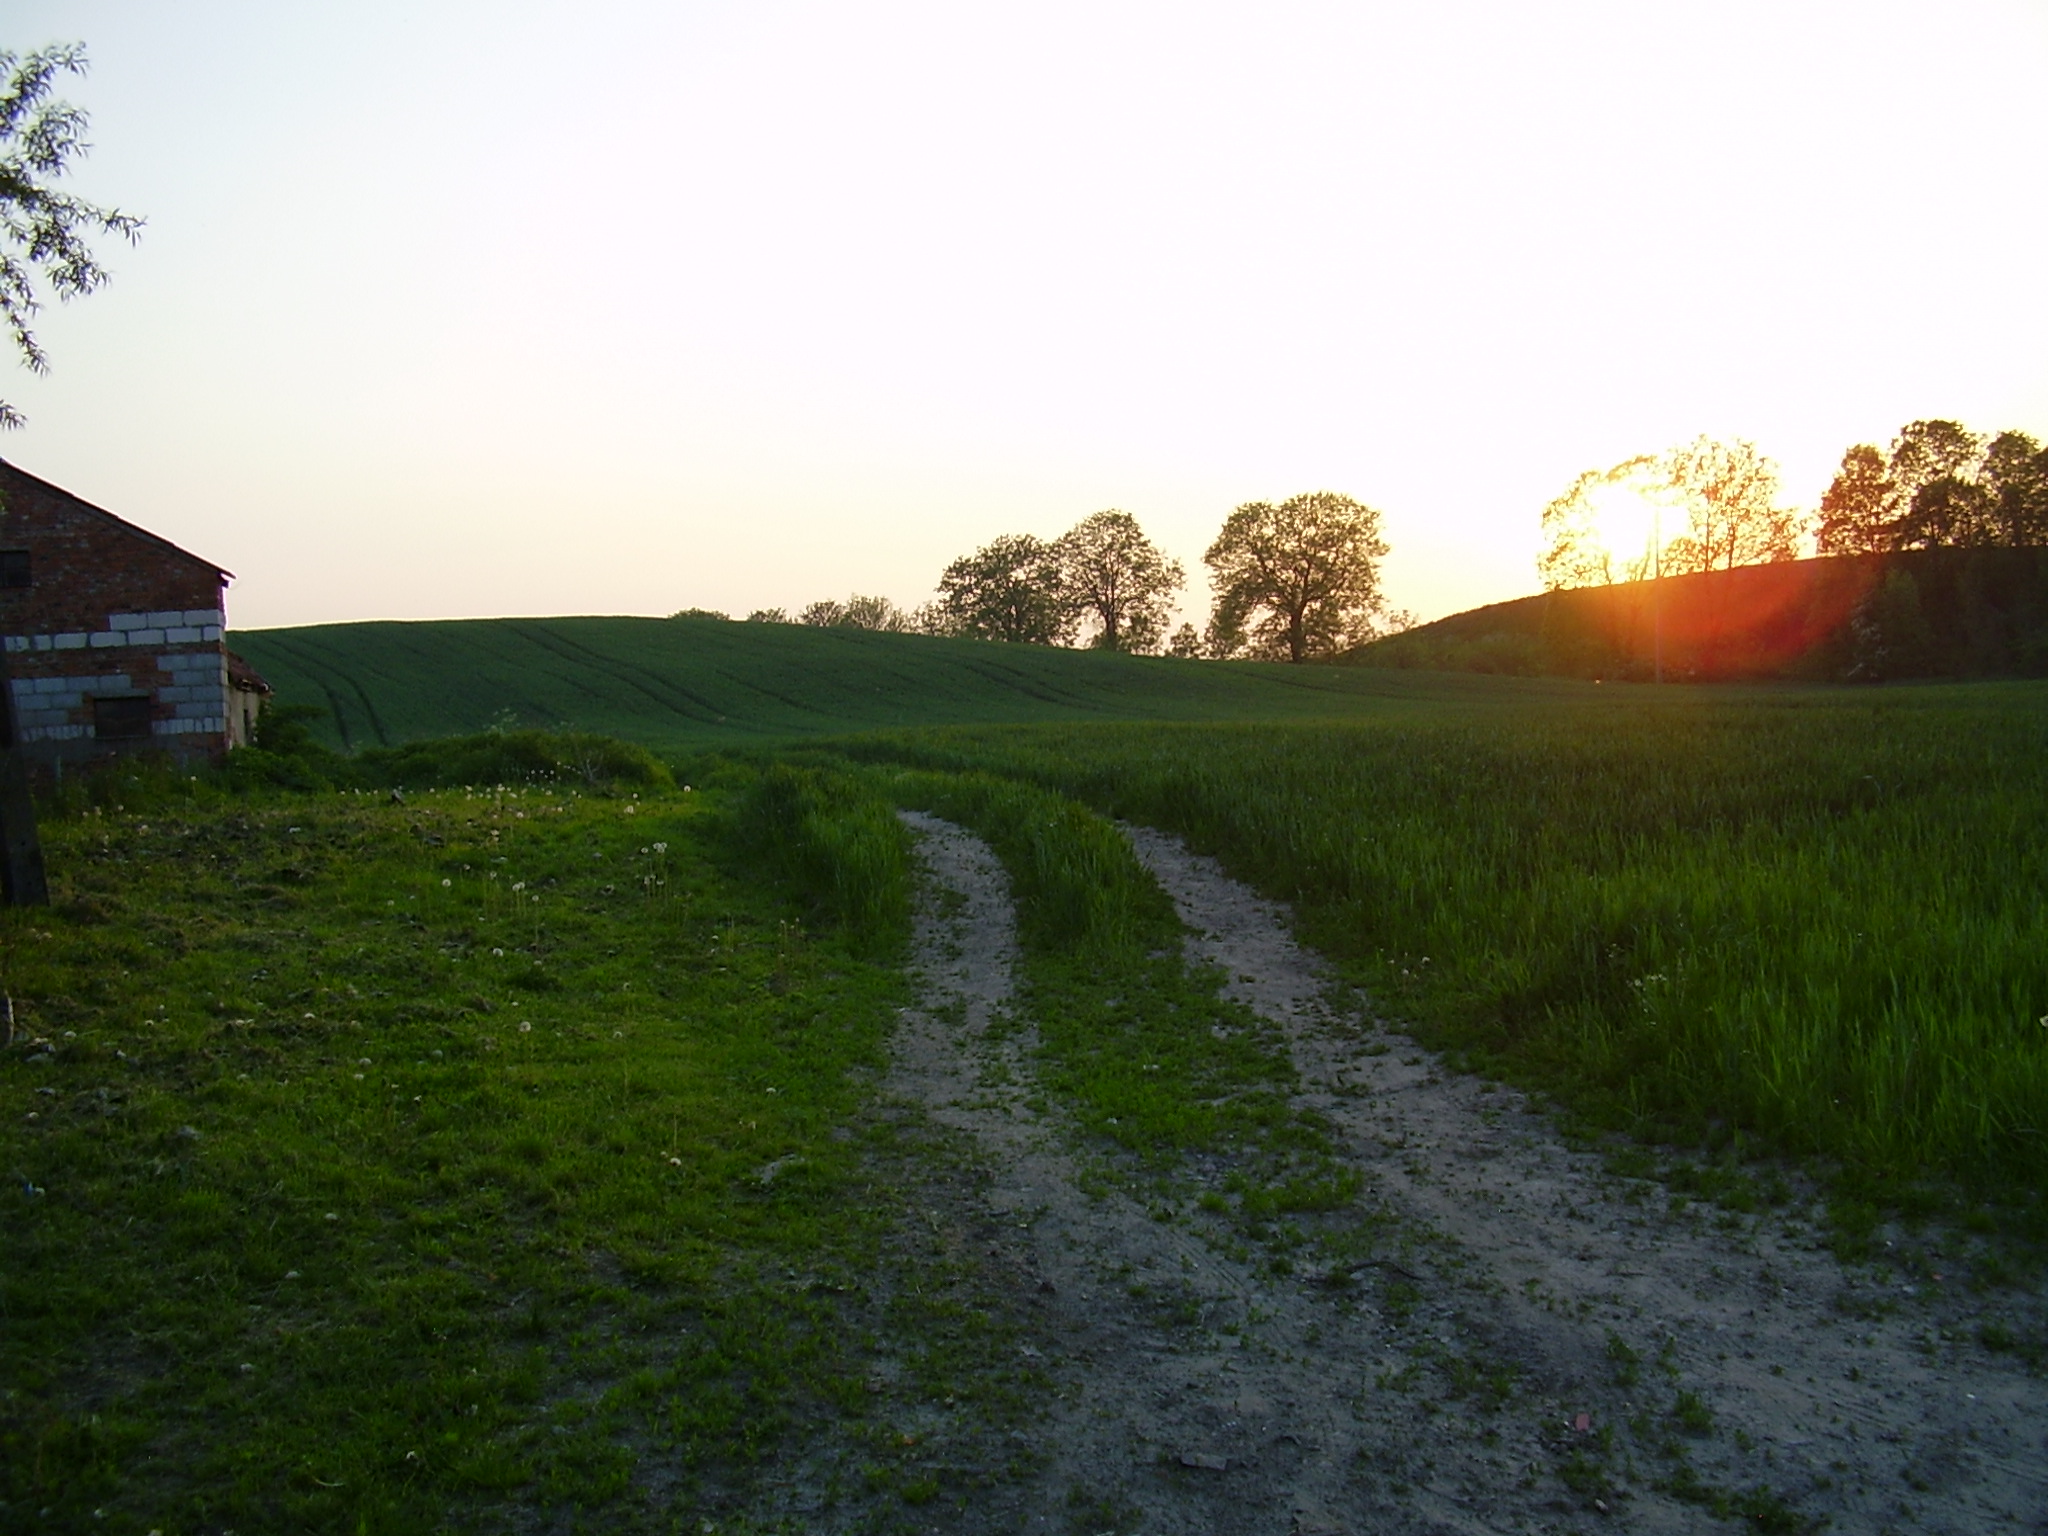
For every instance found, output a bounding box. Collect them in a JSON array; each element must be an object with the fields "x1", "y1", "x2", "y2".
[
  {"x1": 93, "y1": 695, "x2": 154, "y2": 742},
  {"x1": 0, "y1": 550, "x2": 29, "y2": 588}
]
